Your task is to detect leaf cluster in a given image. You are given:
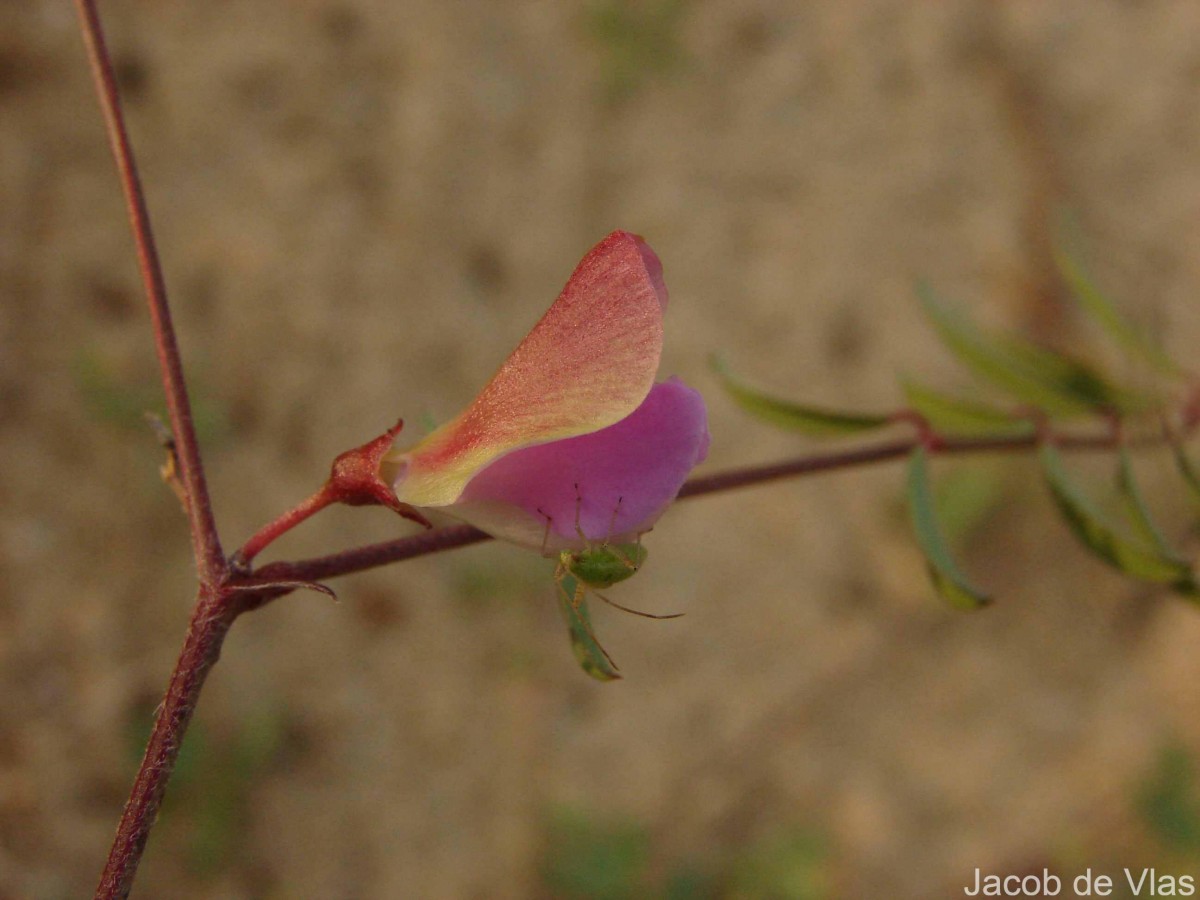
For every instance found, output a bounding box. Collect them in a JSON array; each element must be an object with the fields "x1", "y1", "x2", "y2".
[{"x1": 714, "y1": 243, "x2": 1199, "y2": 609}]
